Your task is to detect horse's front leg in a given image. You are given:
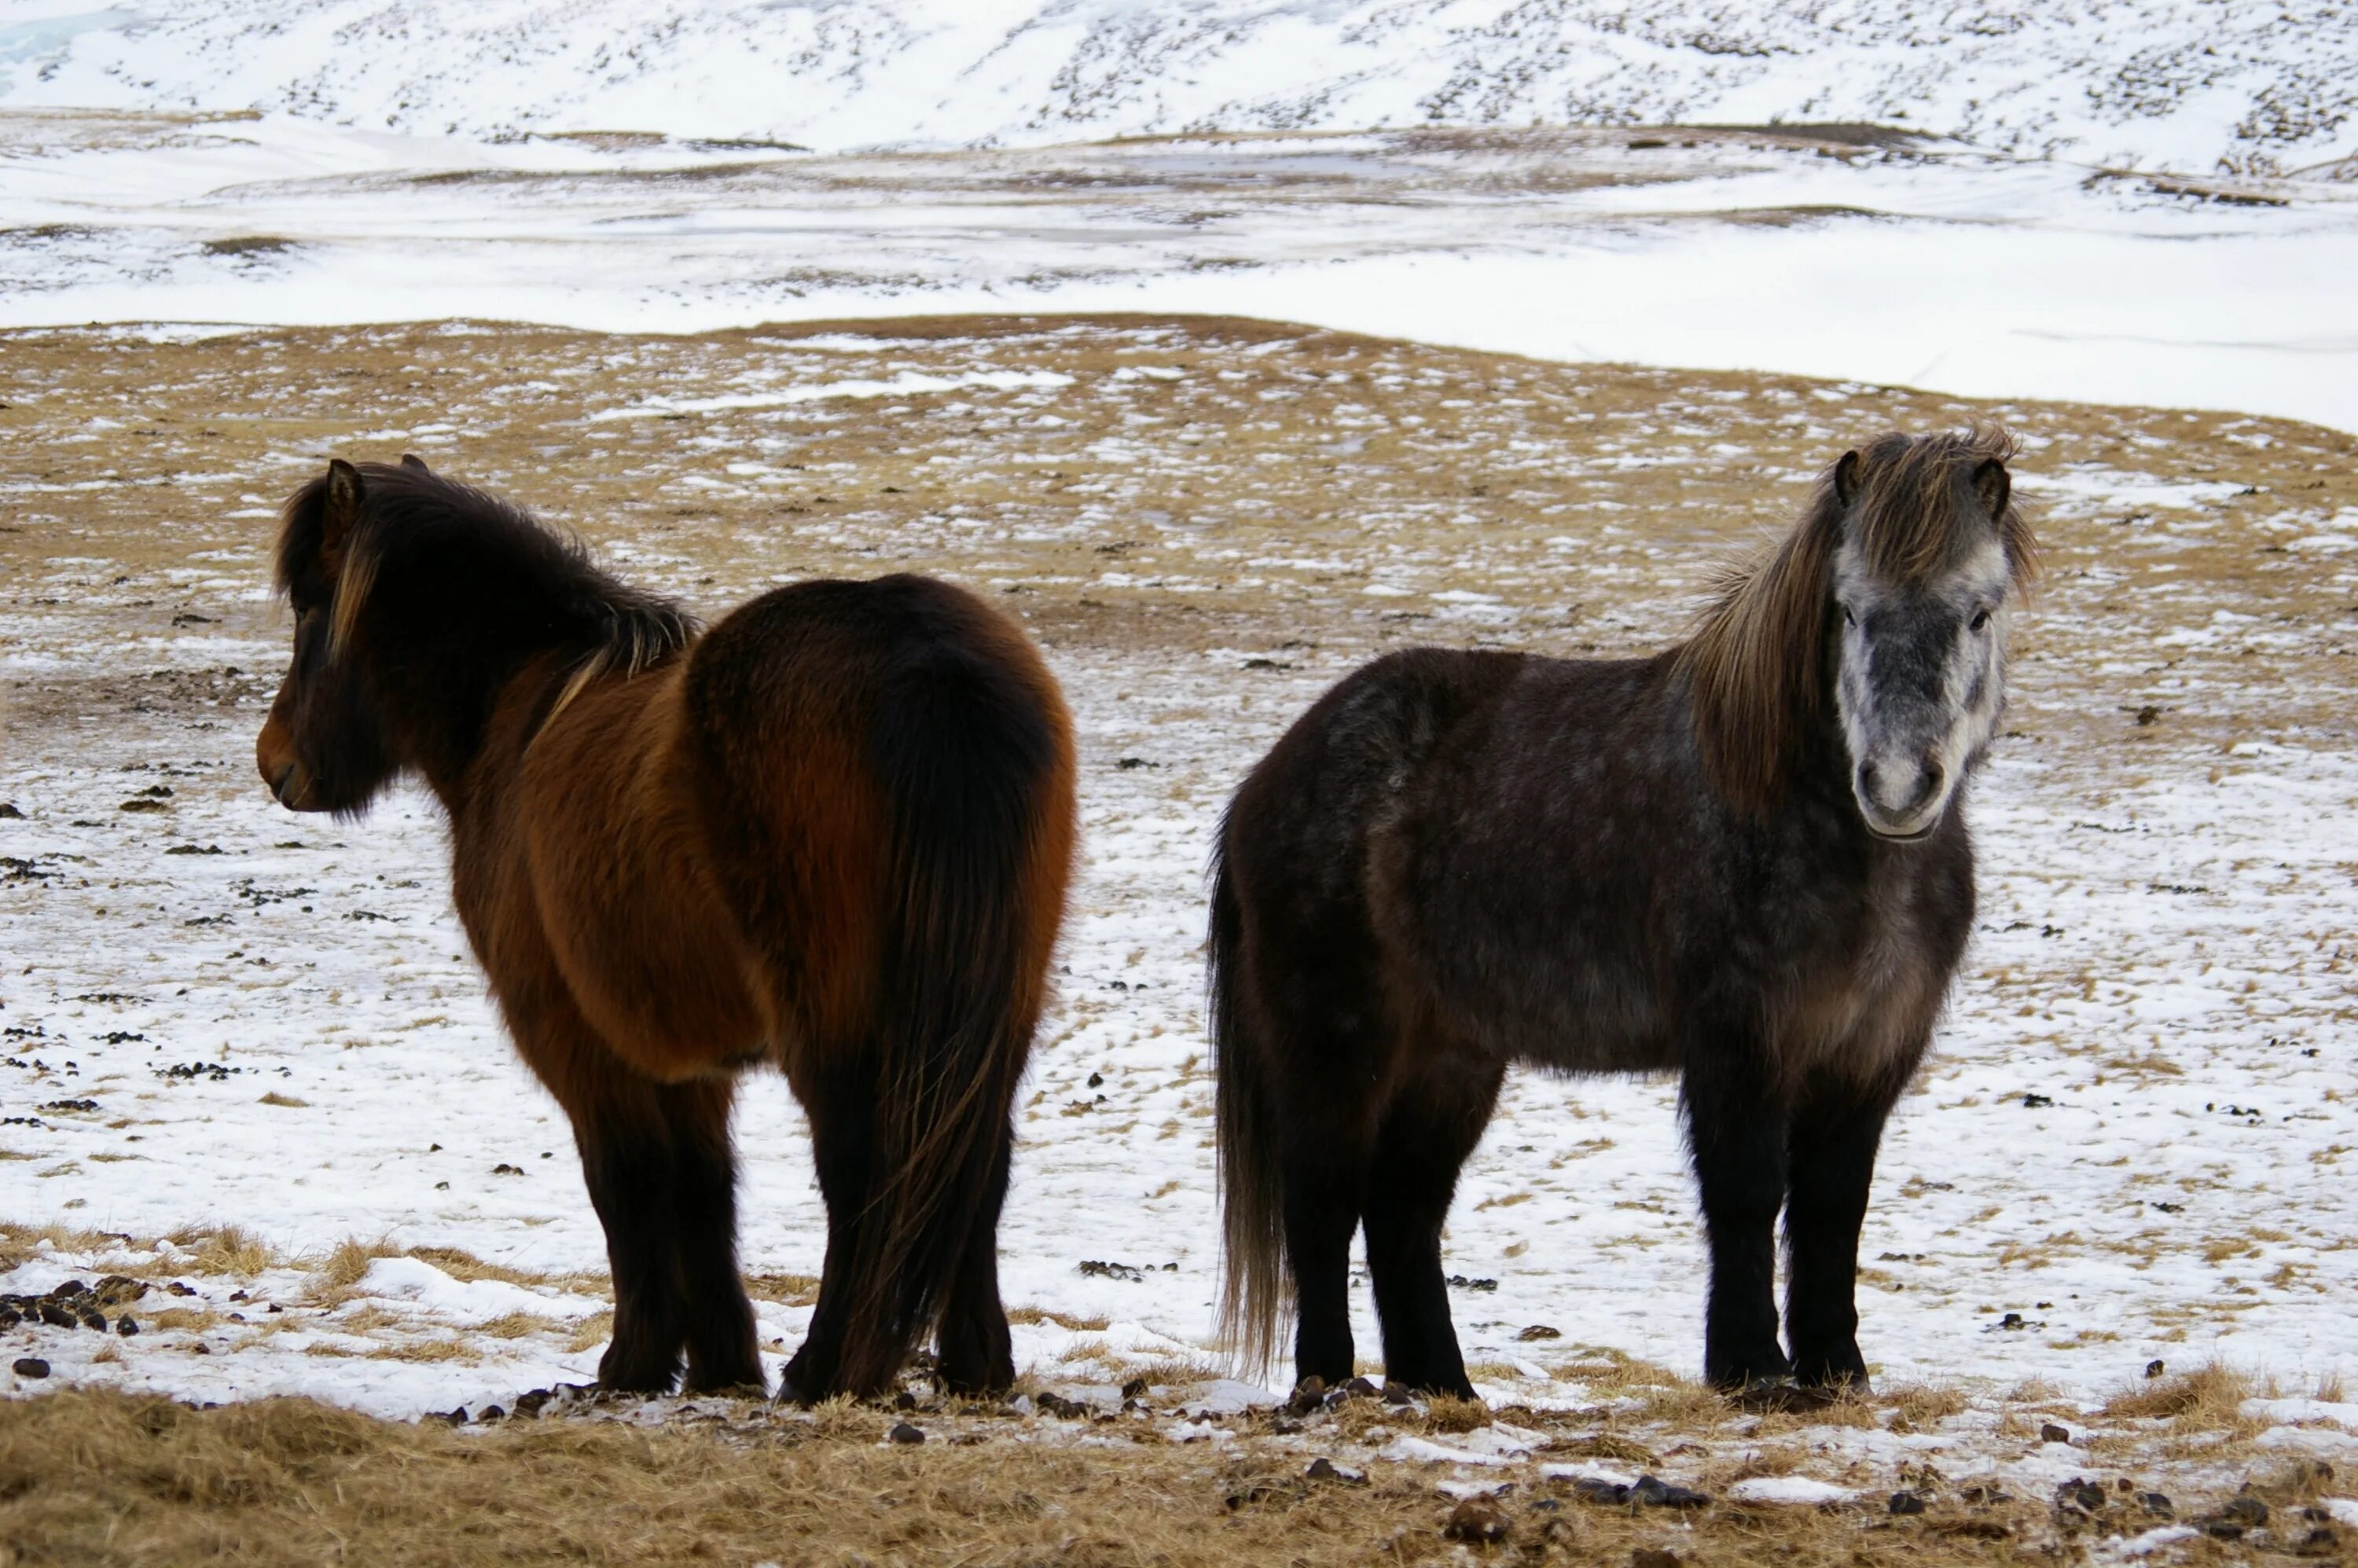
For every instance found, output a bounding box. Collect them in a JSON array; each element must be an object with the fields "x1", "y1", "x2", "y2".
[
  {"x1": 1682, "y1": 1042, "x2": 1793, "y2": 1393},
  {"x1": 518, "y1": 1004, "x2": 756, "y2": 1394},
  {"x1": 1783, "y1": 1070, "x2": 1906, "y2": 1392}
]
